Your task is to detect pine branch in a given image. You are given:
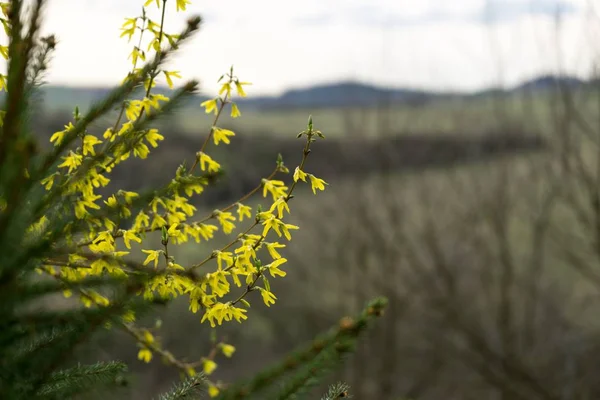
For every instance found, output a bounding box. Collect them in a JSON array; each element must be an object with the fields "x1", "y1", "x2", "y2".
[
  {"x1": 273, "y1": 341, "x2": 355, "y2": 400},
  {"x1": 158, "y1": 373, "x2": 208, "y2": 400},
  {"x1": 217, "y1": 297, "x2": 387, "y2": 400},
  {"x1": 321, "y1": 382, "x2": 352, "y2": 400},
  {"x1": 0, "y1": 0, "x2": 42, "y2": 236},
  {"x1": 0, "y1": 274, "x2": 130, "y2": 307},
  {"x1": 0, "y1": 0, "x2": 27, "y2": 164},
  {"x1": 2, "y1": 325, "x2": 76, "y2": 361},
  {"x1": 0, "y1": 285, "x2": 156, "y2": 398},
  {"x1": 320, "y1": 382, "x2": 352, "y2": 400},
  {"x1": 35, "y1": 361, "x2": 127, "y2": 399}
]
